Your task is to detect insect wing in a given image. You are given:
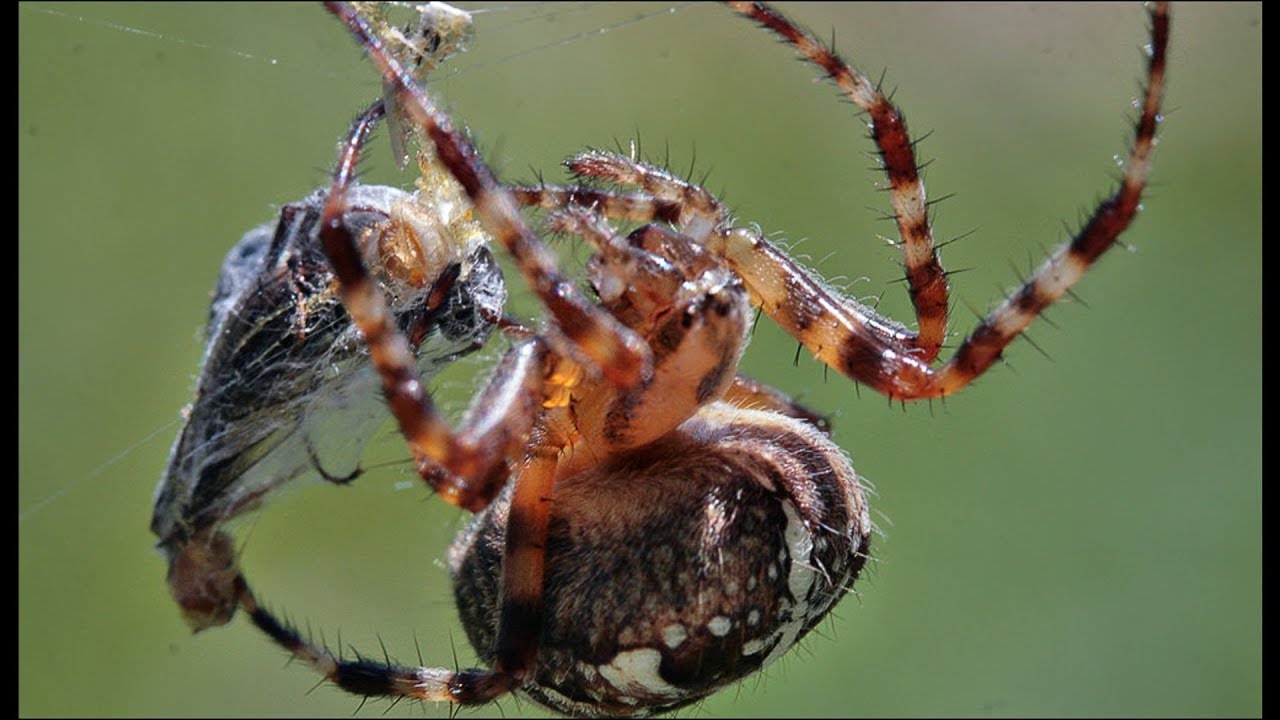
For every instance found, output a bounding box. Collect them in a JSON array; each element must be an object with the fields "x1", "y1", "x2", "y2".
[{"x1": 151, "y1": 184, "x2": 504, "y2": 551}]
